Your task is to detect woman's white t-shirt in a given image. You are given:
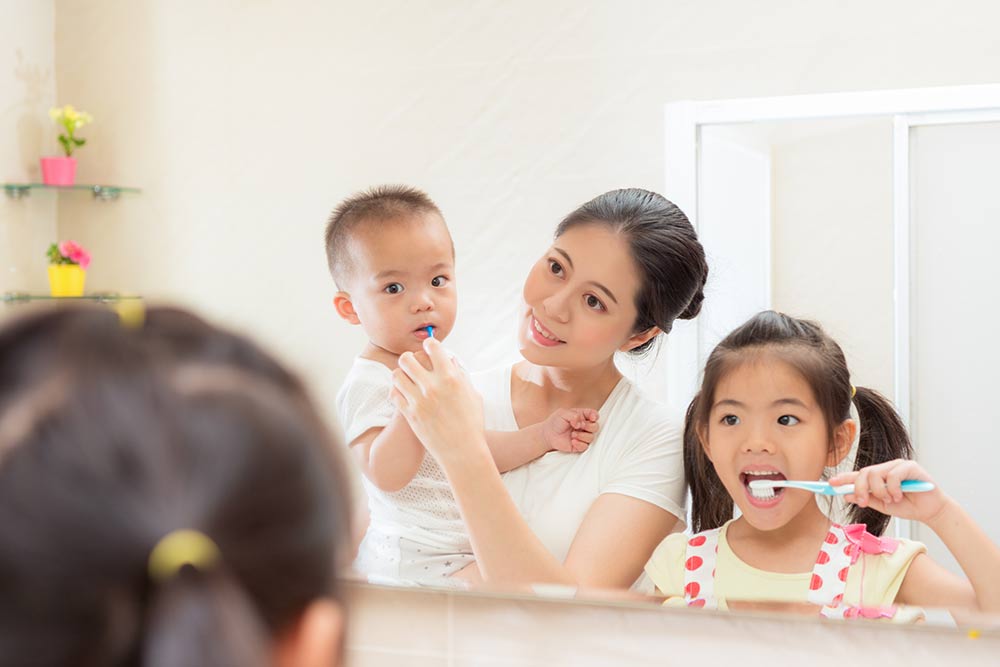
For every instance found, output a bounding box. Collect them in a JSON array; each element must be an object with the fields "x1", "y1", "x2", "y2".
[{"x1": 472, "y1": 365, "x2": 686, "y2": 562}]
